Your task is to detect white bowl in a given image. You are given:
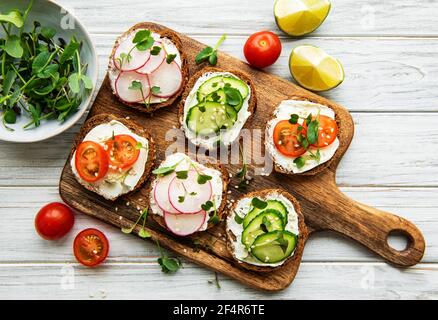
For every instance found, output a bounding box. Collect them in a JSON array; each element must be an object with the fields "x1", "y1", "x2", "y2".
[{"x1": 0, "y1": 0, "x2": 98, "y2": 143}]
